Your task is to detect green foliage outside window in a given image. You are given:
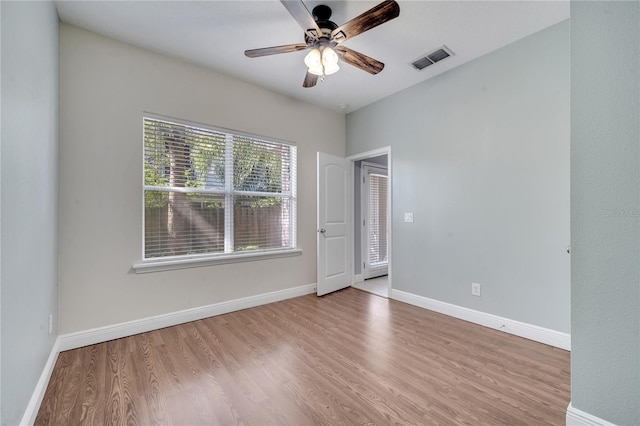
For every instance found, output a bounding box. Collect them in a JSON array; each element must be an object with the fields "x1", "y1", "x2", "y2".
[{"x1": 143, "y1": 117, "x2": 295, "y2": 258}]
